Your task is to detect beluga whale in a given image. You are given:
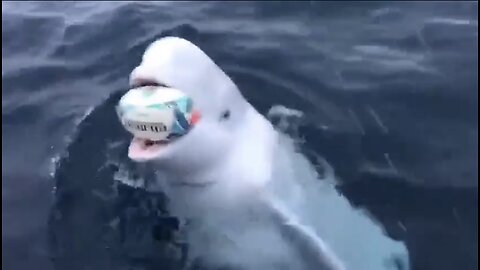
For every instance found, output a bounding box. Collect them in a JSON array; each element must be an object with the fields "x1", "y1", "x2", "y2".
[{"x1": 117, "y1": 36, "x2": 410, "y2": 270}]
